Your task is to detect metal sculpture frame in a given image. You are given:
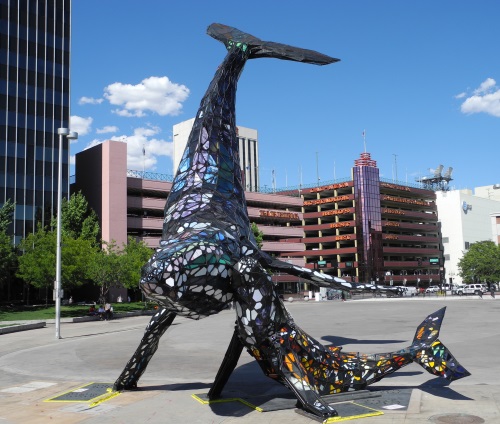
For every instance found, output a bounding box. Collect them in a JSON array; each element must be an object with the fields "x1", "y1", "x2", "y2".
[{"x1": 114, "y1": 23, "x2": 470, "y2": 420}]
